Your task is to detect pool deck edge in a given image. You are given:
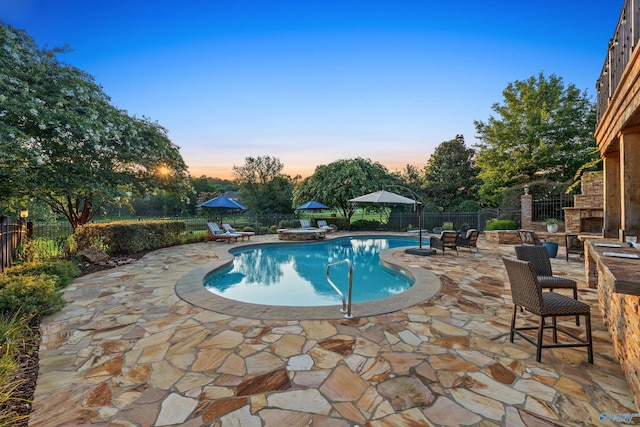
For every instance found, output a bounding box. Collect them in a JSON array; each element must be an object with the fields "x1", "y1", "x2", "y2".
[{"x1": 175, "y1": 245, "x2": 441, "y2": 320}]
